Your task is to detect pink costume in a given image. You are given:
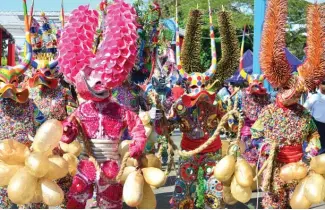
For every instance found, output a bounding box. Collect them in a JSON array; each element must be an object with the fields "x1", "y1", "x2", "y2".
[{"x1": 57, "y1": 0, "x2": 146, "y2": 208}]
